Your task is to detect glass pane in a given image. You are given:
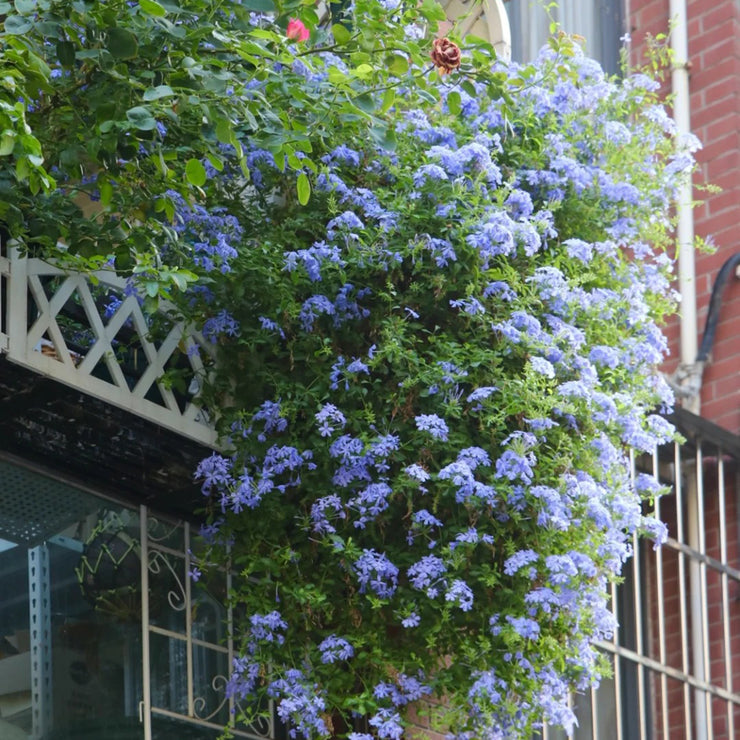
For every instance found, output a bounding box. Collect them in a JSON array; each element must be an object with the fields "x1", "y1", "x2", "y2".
[
  {"x1": 0, "y1": 462, "x2": 143, "y2": 740},
  {"x1": 504, "y1": 0, "x2": 624, "y2": 75}
]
